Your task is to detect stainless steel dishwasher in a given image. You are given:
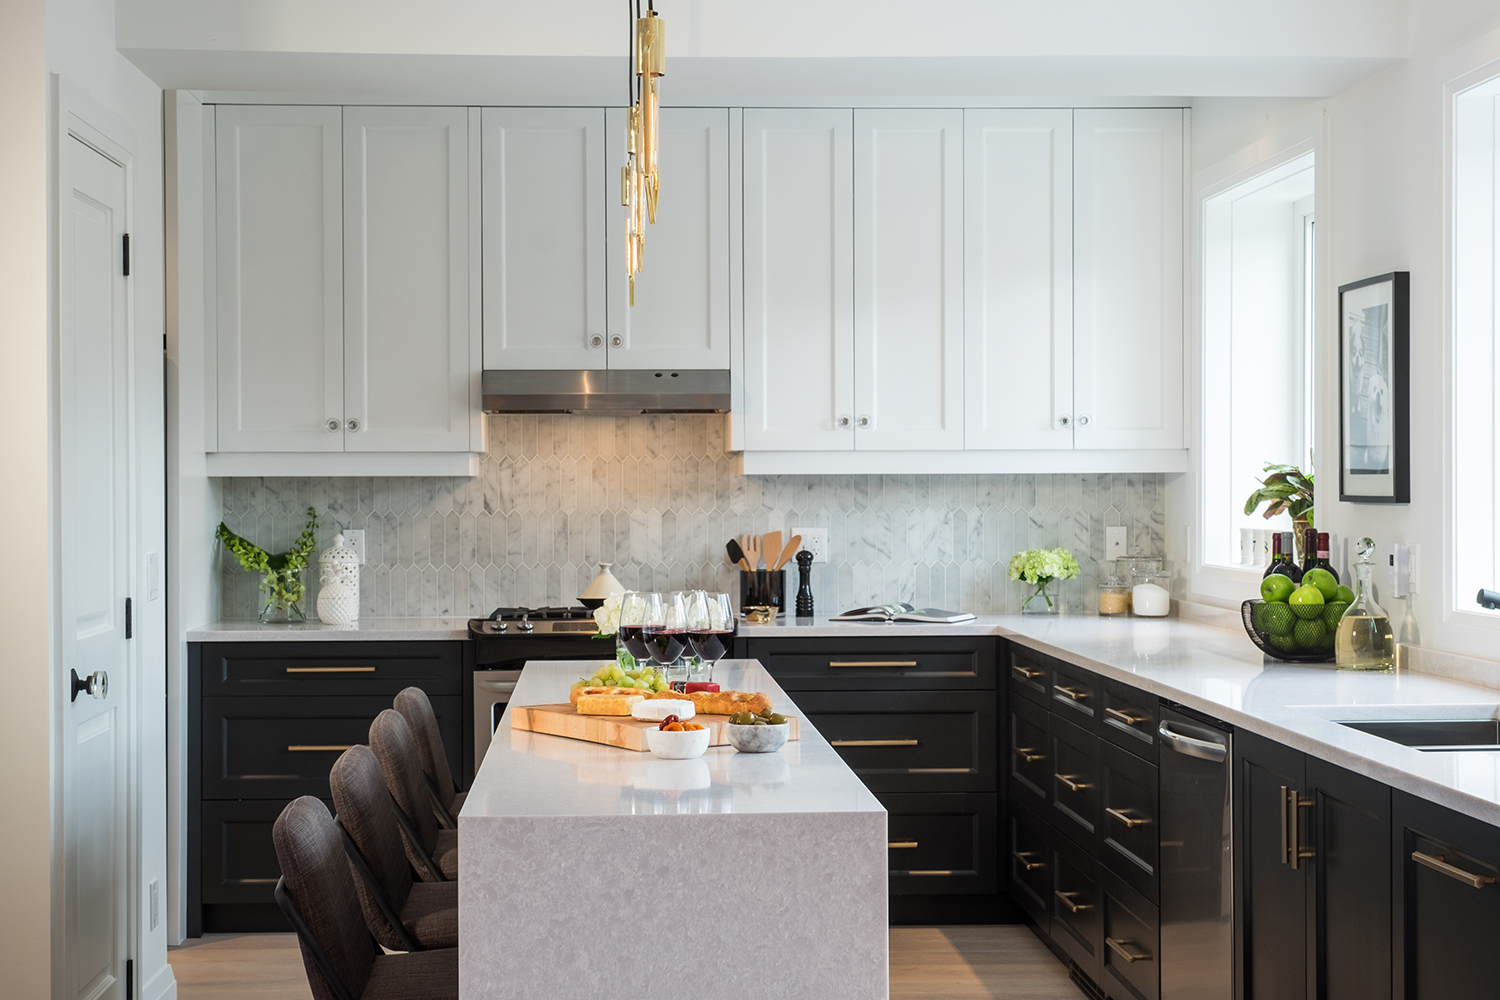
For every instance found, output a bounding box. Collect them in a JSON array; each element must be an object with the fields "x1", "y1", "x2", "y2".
[{"x1": 1158, "y1": 704, "x2": 1233, "y2": 1000}]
